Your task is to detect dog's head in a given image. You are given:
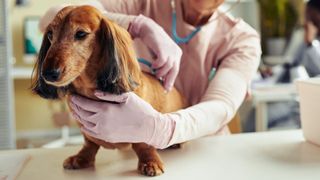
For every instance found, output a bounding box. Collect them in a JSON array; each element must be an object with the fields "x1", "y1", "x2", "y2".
[{"x1": 31, "y1": 6, "x2": 140, "y2": 99}]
